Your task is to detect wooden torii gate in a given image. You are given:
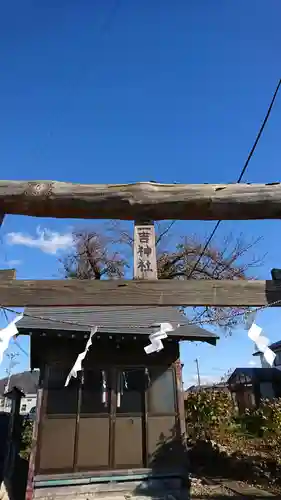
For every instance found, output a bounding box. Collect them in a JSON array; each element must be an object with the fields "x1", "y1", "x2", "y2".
[
  {"x1": 0, "y1": 179, "x2": 281, "y2": 307},
  {"x1": 1, "y1": 179, "x2": 281, "y2": 499}
]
